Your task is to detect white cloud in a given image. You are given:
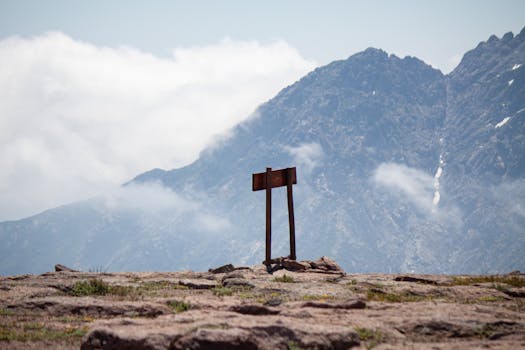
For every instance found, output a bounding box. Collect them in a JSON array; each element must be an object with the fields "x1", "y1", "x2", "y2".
[
  {"x1": 373, "y1": 162, "x2": 435, "y2": 213},
  {"x1": 493, "y1": 179, "x2": 525, "y2": 219},
  {"x1": 100, "y1": 181, "x2": 230, "y2": 233},
  {"x1": 102, "y1": 181, "x2": 196, "y2": 214},
  {"x1": 194, "y1": 213, "x2": 232, "y2": 233},
  {"x1": 0, "y1": 32, "x2": 316, "y2": 221},
  {"x1": 284, "y1": 142, "x2": 324, "y2": 174},
  {"x1": 373, "y1": 162, "x2": 463, "y2": 227}
]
